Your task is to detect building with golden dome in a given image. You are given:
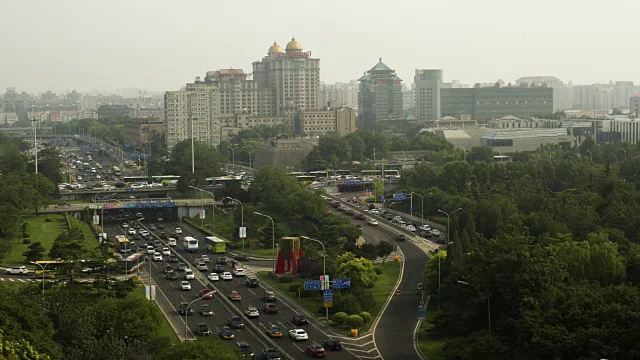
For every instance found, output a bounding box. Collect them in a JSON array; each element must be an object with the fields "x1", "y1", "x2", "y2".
[{"x1": 253, "y1": 37, "x2": 321, "y2": 117}]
